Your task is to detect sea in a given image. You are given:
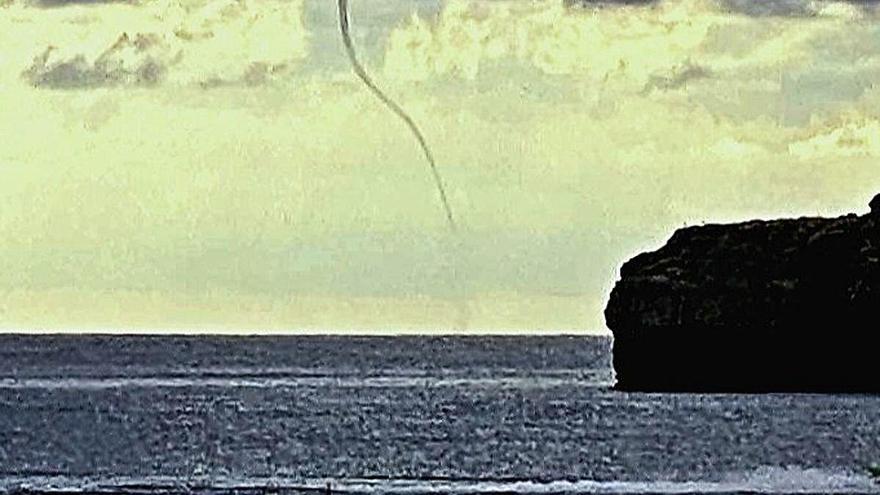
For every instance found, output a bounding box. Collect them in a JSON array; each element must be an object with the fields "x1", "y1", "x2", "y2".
[{"x1": 1, "y1": 335, "x2": 879, "y2": 495}]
